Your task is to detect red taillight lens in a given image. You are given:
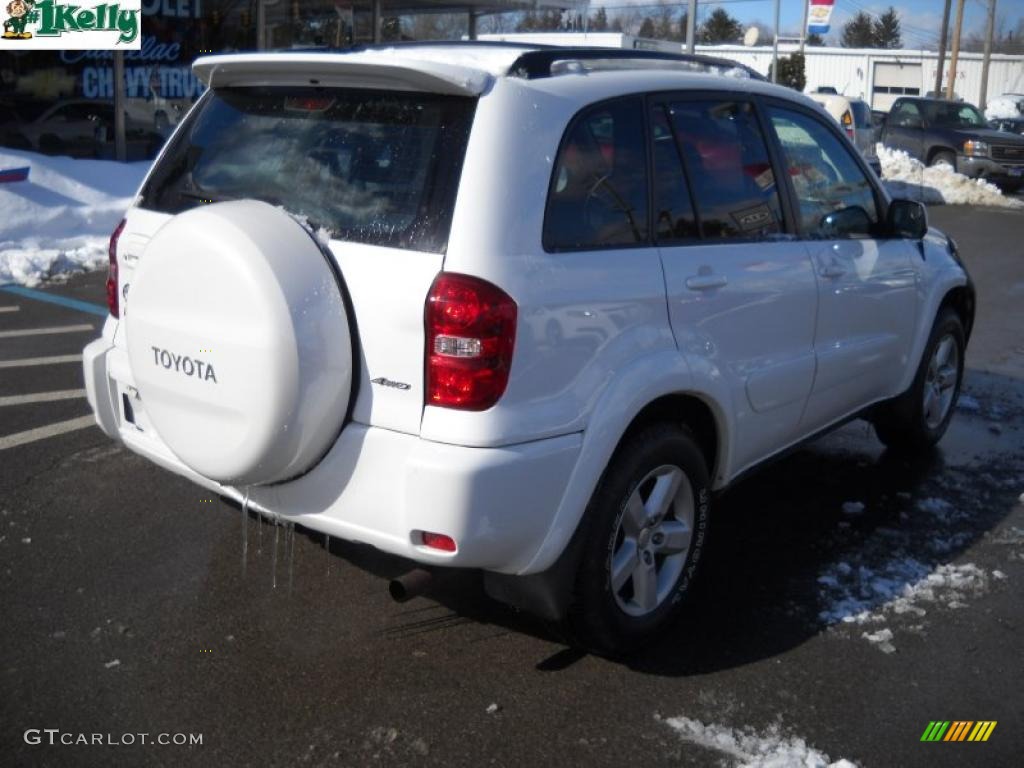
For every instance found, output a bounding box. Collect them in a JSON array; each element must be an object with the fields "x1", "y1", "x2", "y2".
[
  {"x1": 106, "y1": 219, "x2": 125, "y2": 318},
  {"x1": 420, "y1": 531, "x2": 457, "y2": 552},
  {"x1": 426, "y1": 273, "x2": 516, "y2": 411},
  {"x1": 841, "y1": 110, "x2": 855, "y2": 140}
]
